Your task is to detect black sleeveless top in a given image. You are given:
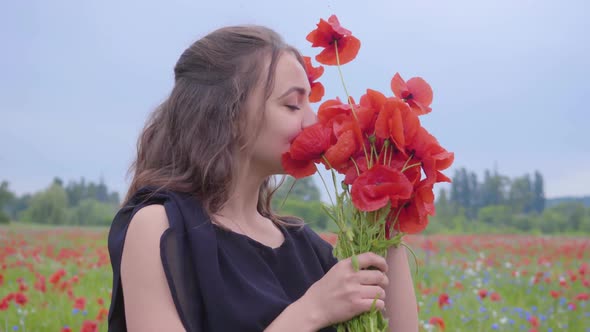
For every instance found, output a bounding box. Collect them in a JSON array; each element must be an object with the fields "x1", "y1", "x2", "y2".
[{"x1": 107, "y1": 187, "x2": 339, "y2": 331}]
